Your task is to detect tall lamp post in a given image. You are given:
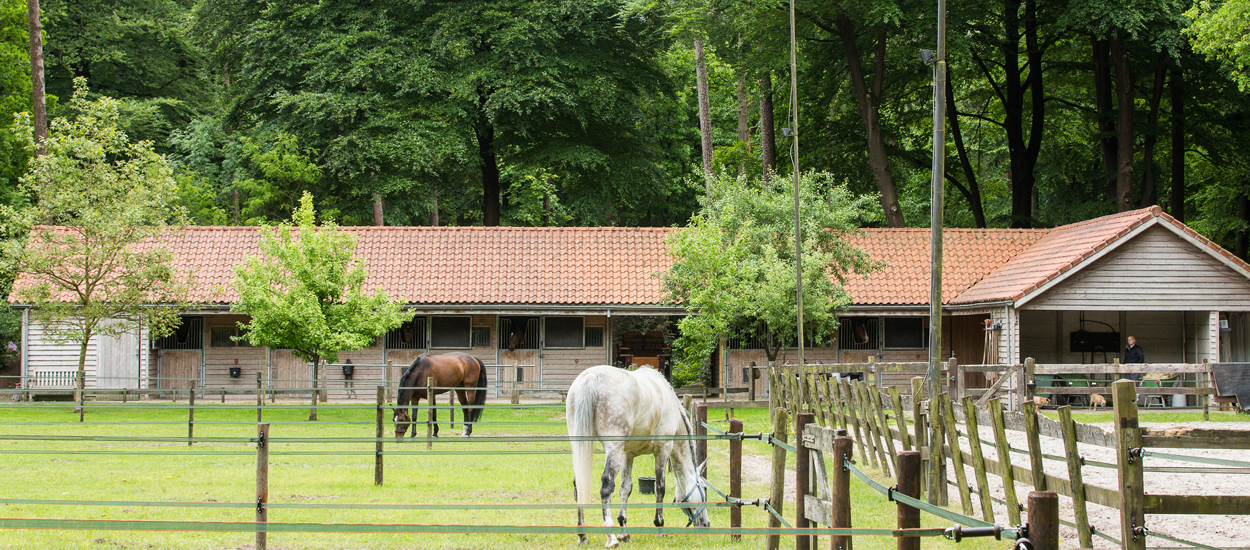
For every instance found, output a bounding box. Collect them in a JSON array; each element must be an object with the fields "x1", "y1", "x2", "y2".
[
  {"x1": 927, "y1": 0, "x2": 948, "y2": 504},
  {"x1": 789, "y1": 0, "x2": 804, "y2": 368}
]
